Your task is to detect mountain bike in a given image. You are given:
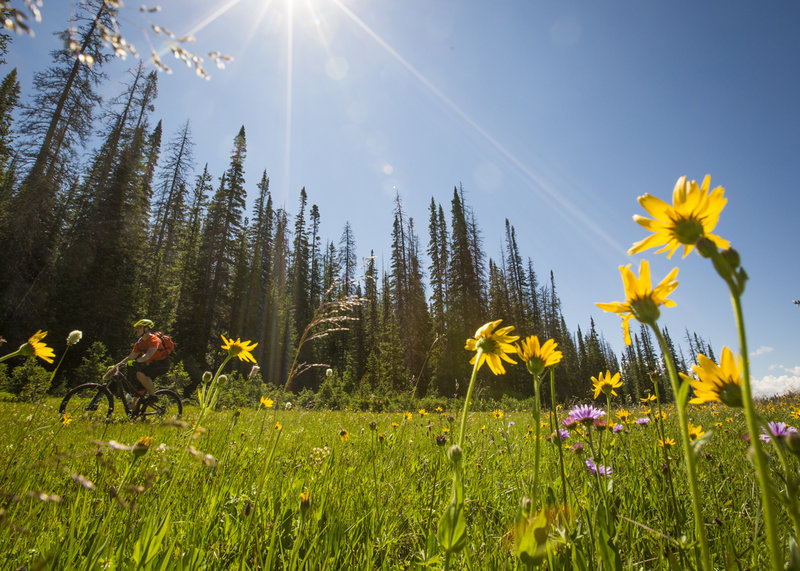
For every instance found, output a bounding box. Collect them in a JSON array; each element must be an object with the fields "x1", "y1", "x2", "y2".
[{"x1": 58, "y1": 365, "x2": 182, "y2": 421}]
